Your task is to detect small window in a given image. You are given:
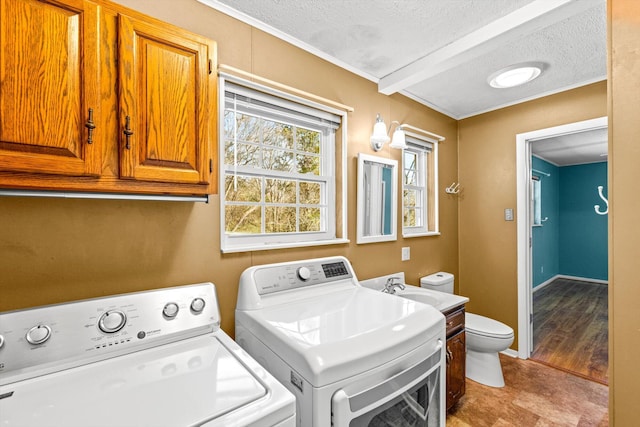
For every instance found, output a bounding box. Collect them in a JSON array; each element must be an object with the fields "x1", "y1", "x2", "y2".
[
  {"x1": 220, "y1": 79, "x2": 346, "y2": 252},
  {"x1": 532, "y1": 176, "x2": 542, "y2": 226},
  {"x1": 402, "y1": 135, "x2": 439, "y2": 237}
]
